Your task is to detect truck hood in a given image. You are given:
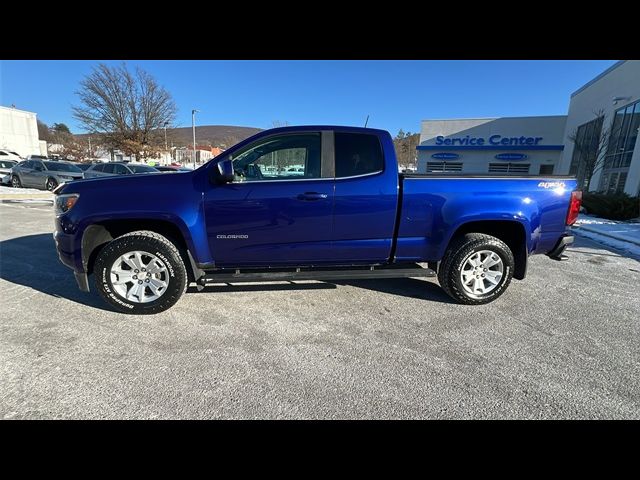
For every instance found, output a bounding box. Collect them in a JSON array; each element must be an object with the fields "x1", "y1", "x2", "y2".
[{"x1": 57, "y1": 170, "x2": 198, "y2": 196}]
